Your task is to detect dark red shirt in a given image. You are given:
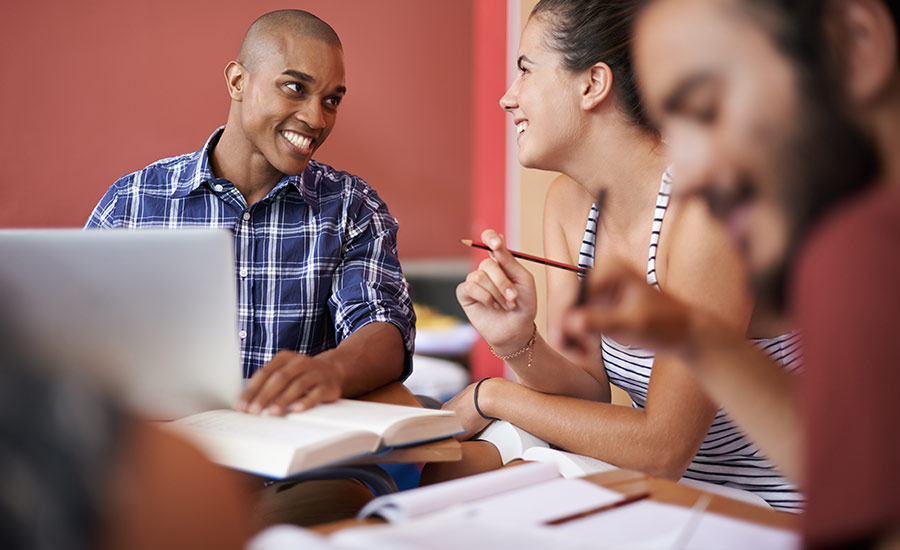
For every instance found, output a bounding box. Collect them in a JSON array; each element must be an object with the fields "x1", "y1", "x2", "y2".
[{"x1": 792, "y1": 185, "x2": 900, "y2": 546}]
